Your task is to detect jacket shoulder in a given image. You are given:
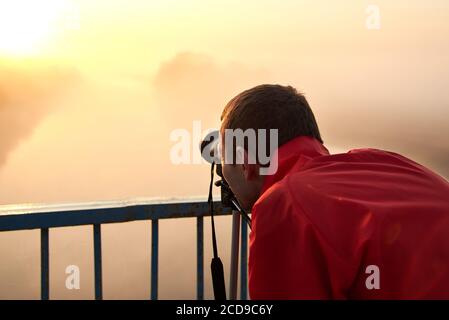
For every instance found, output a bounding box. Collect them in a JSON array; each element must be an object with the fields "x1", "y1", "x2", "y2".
[{"x1": 252, "y1": 177, "x2": 307, "y2": 235}]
